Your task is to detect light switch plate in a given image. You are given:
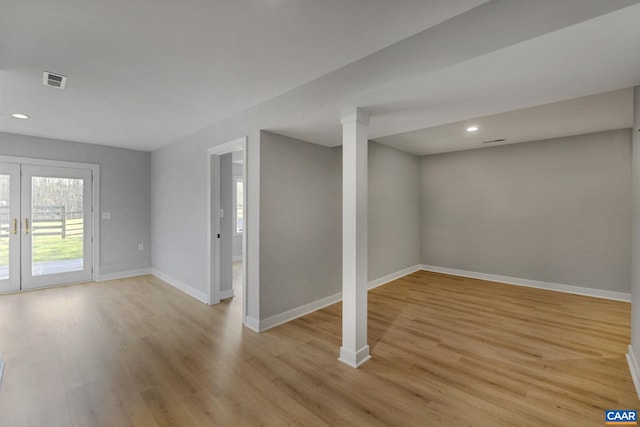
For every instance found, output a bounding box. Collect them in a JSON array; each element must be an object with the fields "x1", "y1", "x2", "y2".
[{"x1": 102, "y1": 212, "x2": 112, "y2": 220}]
